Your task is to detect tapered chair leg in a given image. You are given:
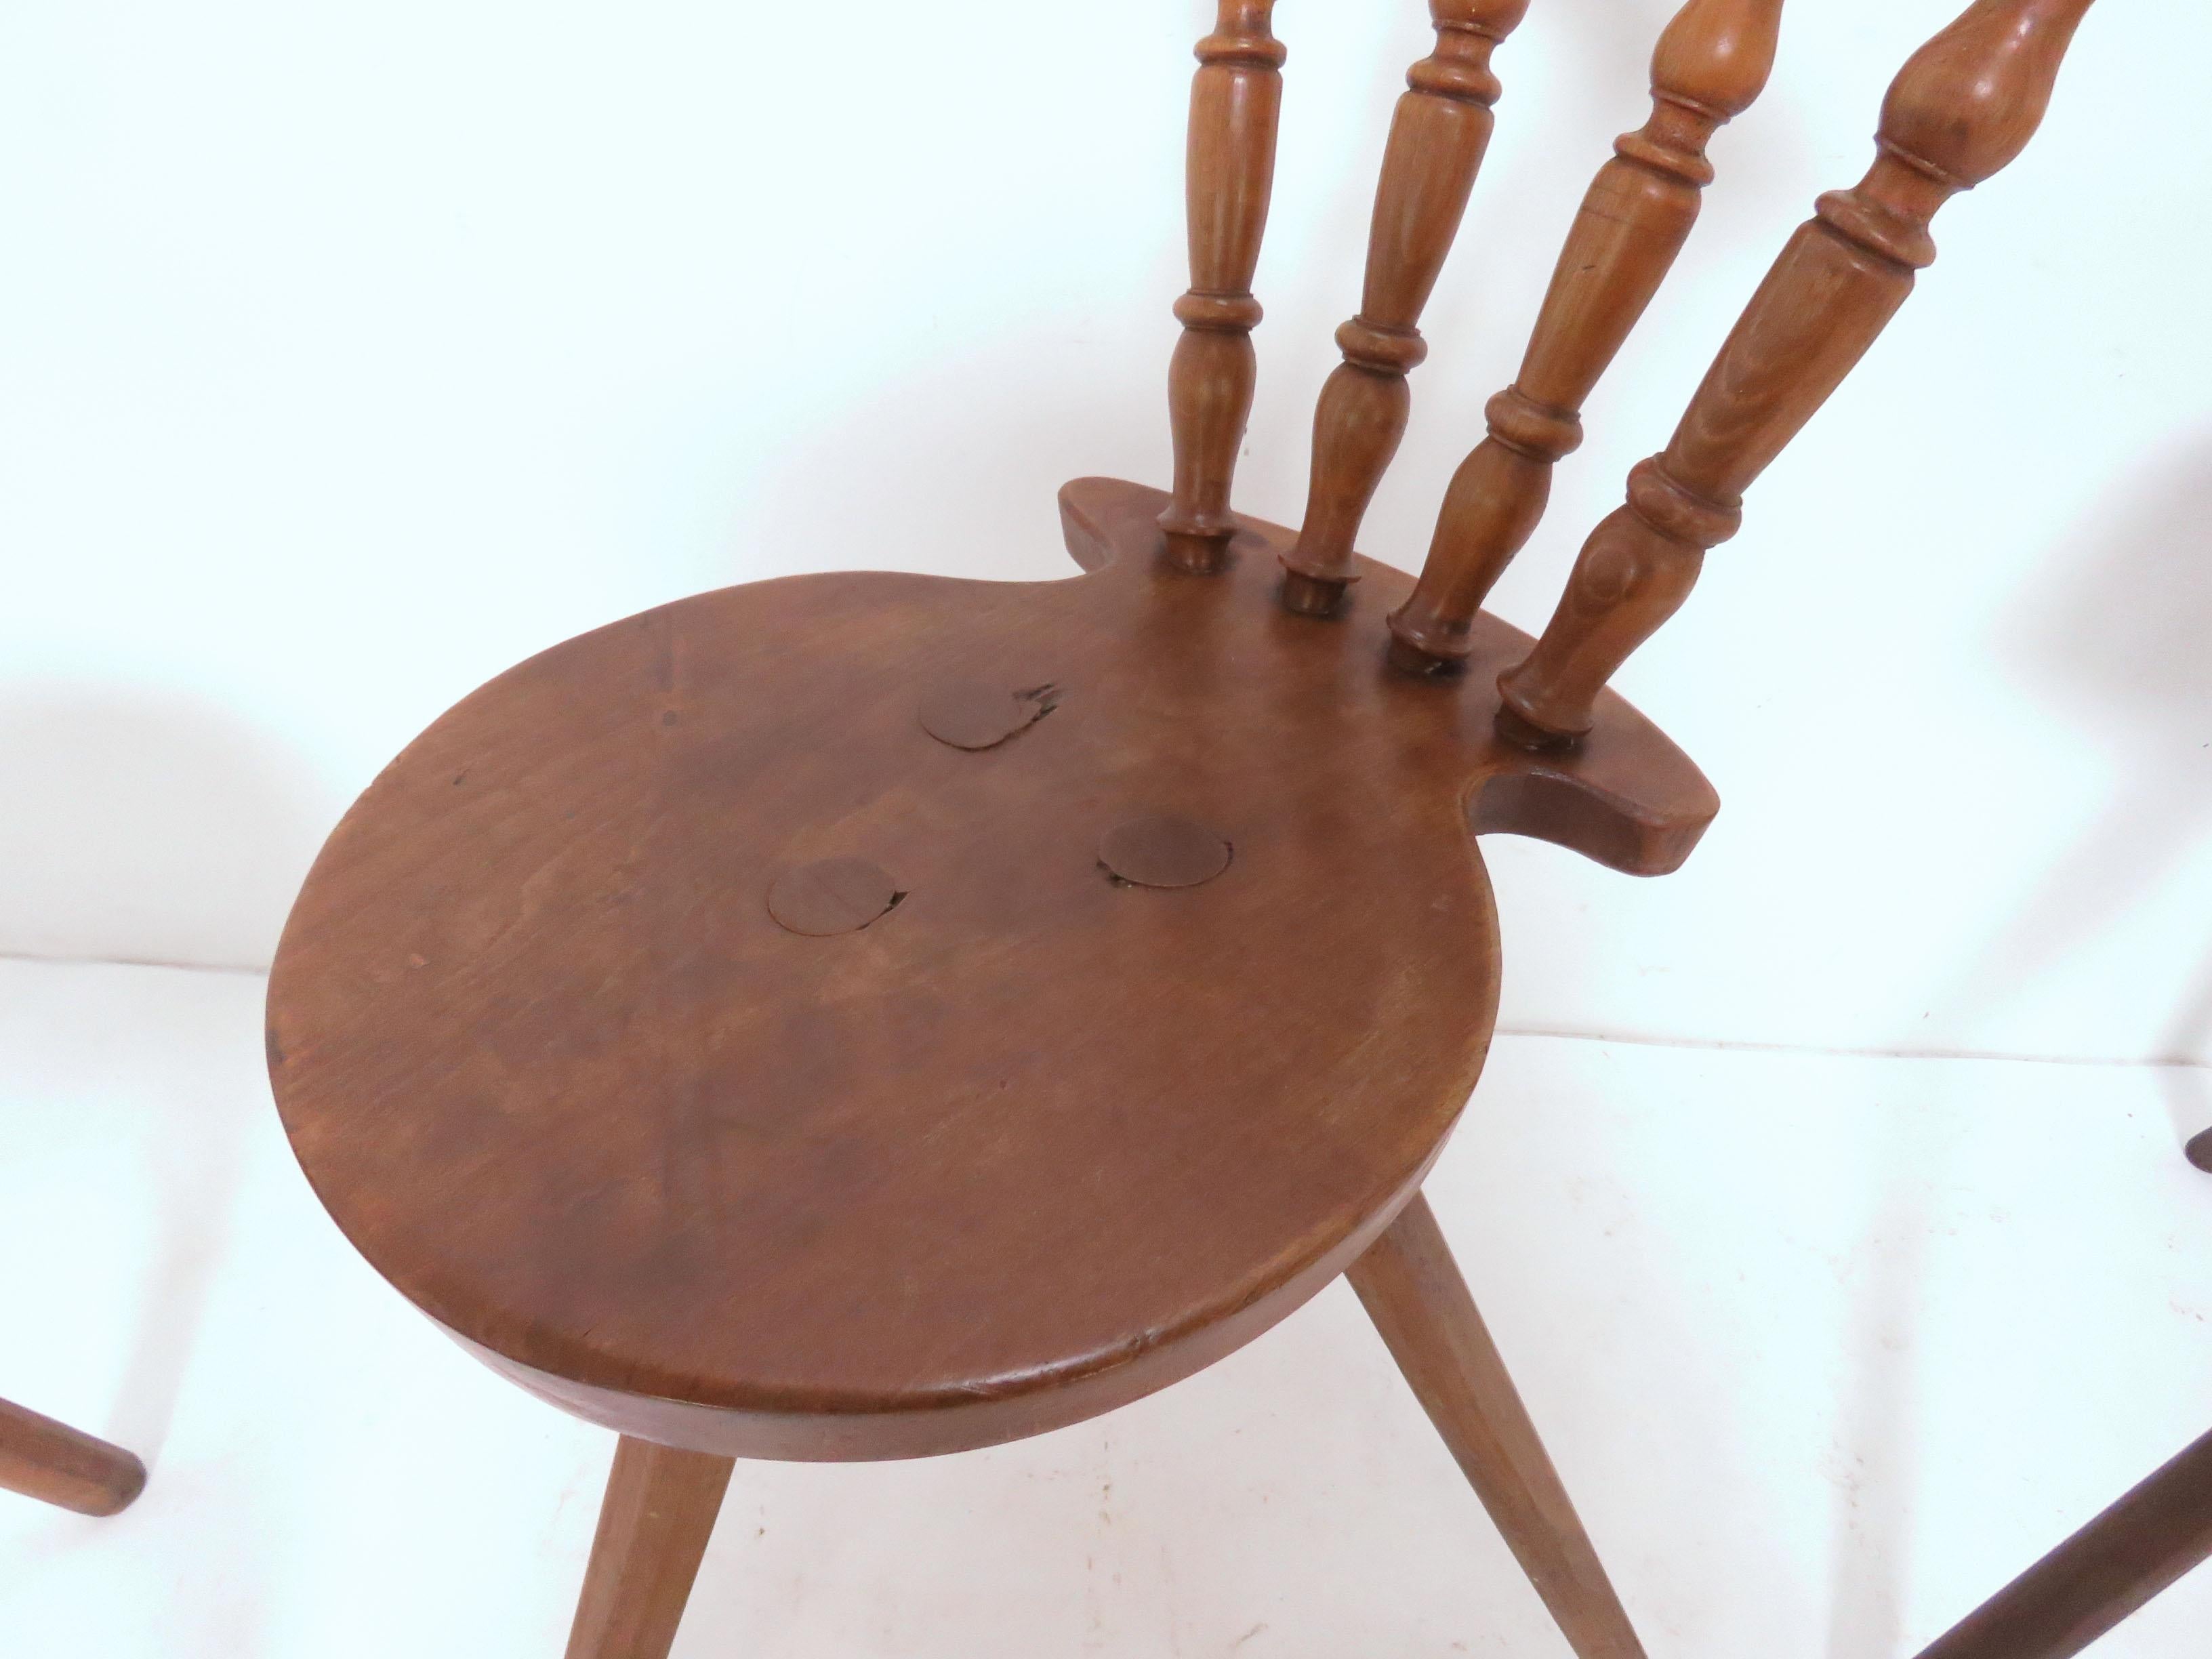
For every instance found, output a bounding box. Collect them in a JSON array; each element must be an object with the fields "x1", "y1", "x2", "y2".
[
  {"x1": 0, "y1": 1395, "x2": 146, "y2": 1517},
  {"x1": 1912, "y1": 1426, "x2": 2212, "y2": 1659},
  {"x1": 565, "y1": 1435, "x2": 735, "y2": 1659},
  {"x1": 1347, "y1": 1191, "x2": 1647, "y2": 1659}
]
